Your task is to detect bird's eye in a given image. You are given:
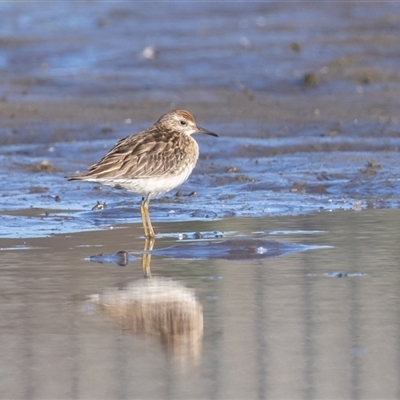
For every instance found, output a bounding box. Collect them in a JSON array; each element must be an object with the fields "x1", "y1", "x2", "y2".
[{"x1": 179, "y1": 120, "x2": 187, "y2": 126}]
